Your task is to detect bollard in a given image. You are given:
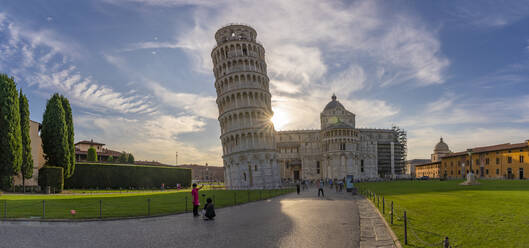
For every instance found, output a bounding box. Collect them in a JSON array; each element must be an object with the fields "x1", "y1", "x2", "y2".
[
  {"x1": 147, "y1": 199, "x2": 151, "y2": 216},
  {"x1": 185, "y1": 196, "x2": 188, "y2": 212},
  {"x1": 391, "y1": 201, "x2": 394, "y2": 225},
  {"x1": 99, "y1": 200, "x2": 102, "y2": 218},
  {"x1": 42, "y1": 200, "x2": 46, "y2": 219},
  {"x1": 404, "y1": 211, "x2": 408, "y2": 245},
  {"x1": 382, "y1": 197, "x2": 385, "y2": 214}
]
